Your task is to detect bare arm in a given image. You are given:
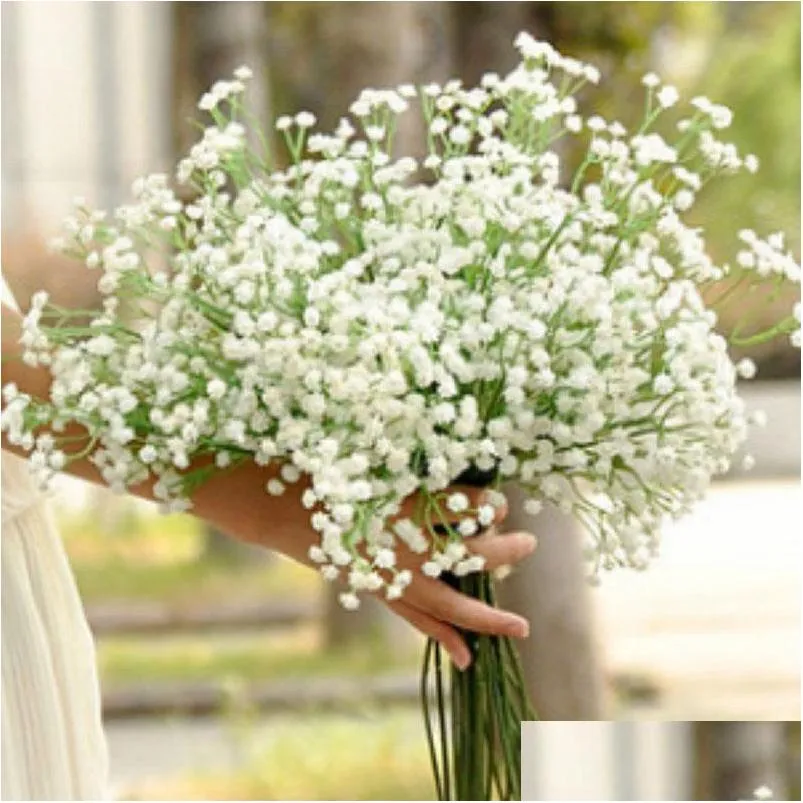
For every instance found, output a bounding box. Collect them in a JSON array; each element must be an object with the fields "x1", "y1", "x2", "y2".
[{"x1": 1, "y1": 302, "x2": 535, "y2": 667}]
